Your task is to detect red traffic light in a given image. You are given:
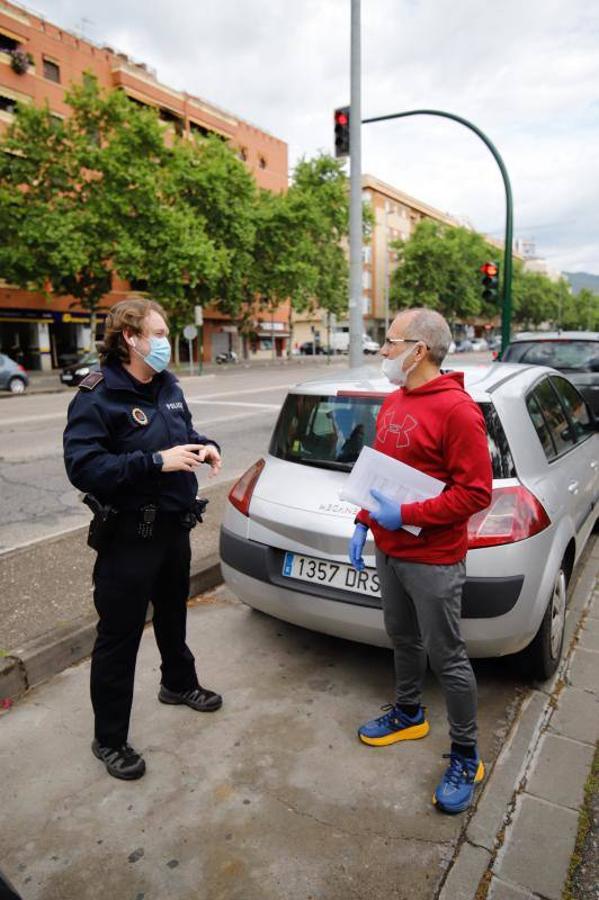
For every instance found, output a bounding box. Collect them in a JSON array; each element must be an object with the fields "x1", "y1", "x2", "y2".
[
  {"x1": 335, "y1": 112, "x2": 348, "y2": 126},
  {"x1": 480, "y1": 262, "x2": 498, "y2": 277}
]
